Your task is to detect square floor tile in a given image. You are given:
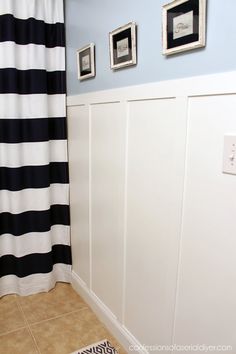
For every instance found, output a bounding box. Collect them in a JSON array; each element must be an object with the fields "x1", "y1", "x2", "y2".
[
  {"x1": 73, "y1": 310, "x2": 107, "y2": 344},
  {"x1": 63, "y1": 308, "x2": 125, "y2": 351},
  {"x1": 18, "y1": 282, "x2": 87, "y2": 324},
  {"x1": 0, "y1": 328, "x2": 38, "y2": 354},
  {"x1": 30, "y1": 311, "x2": 88, "y2": 354},
  {"x1": 0, "y1": 295, "x2": 26, "y2": 335}
]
